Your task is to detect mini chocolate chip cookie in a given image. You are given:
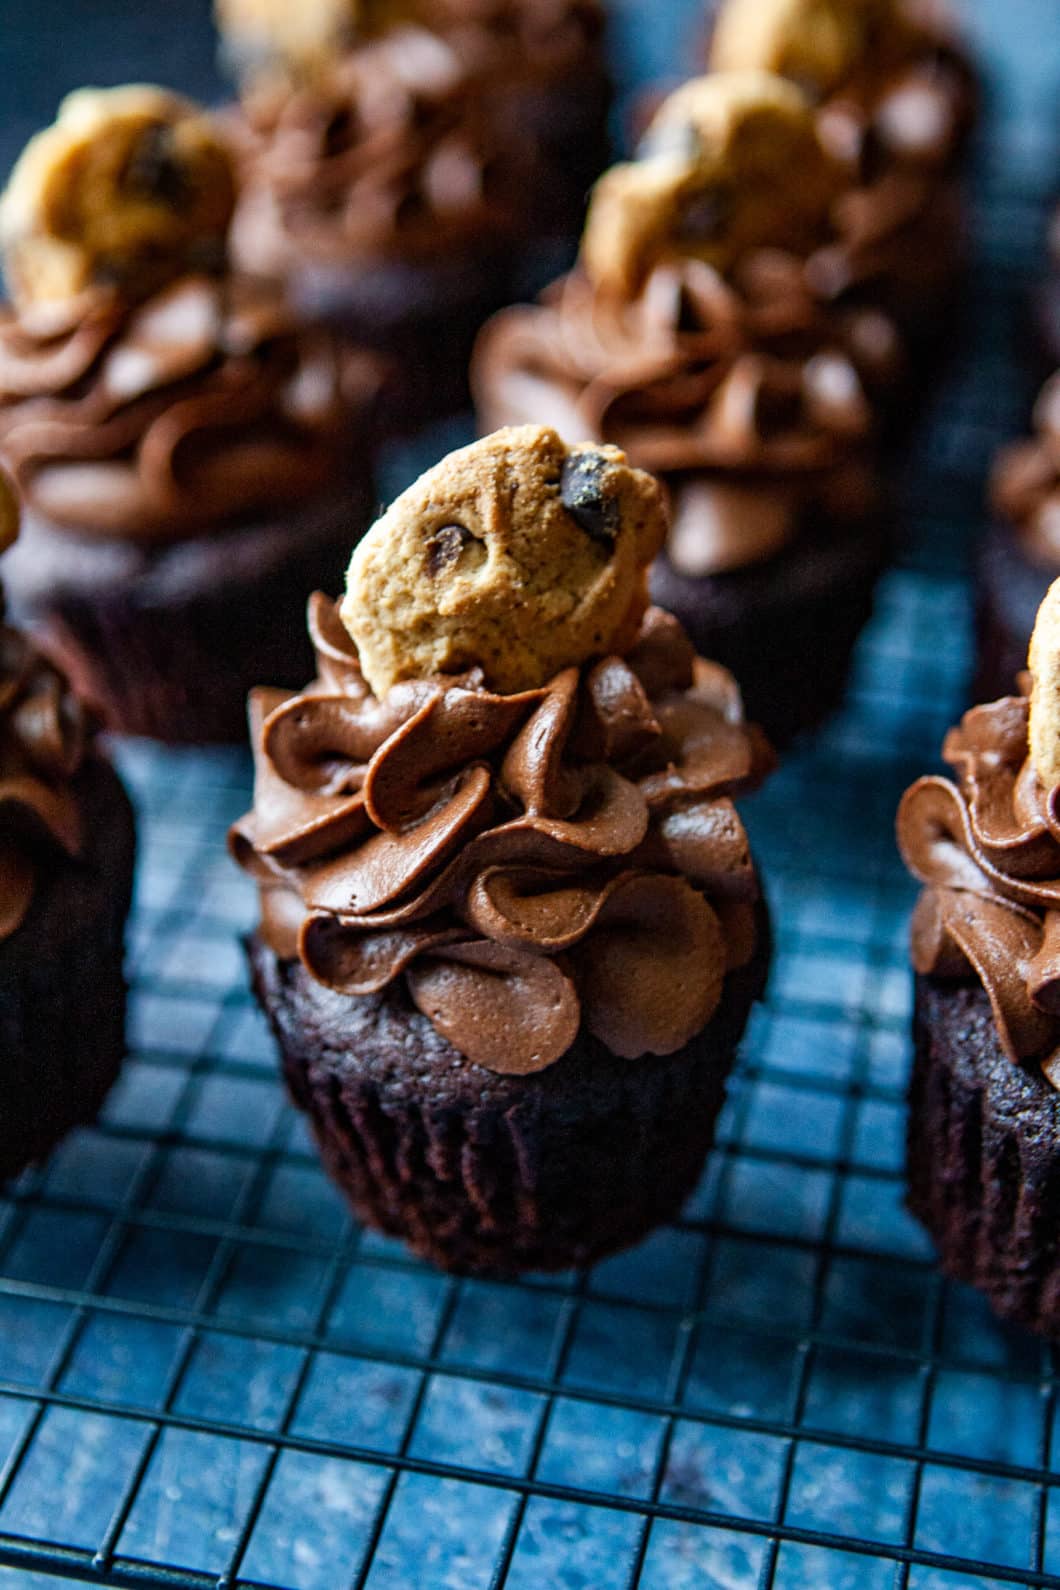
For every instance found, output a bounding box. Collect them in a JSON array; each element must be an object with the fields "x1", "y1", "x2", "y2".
[
  {"x1": 581, "y1": 71, "x2": 839, "y2": 296},
  {"x1": 0, "y1": 85, "x2": 236, "y2": 308},
  {"x1": 342, "y1": 425, "x2": 667, "y2": 696}
]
